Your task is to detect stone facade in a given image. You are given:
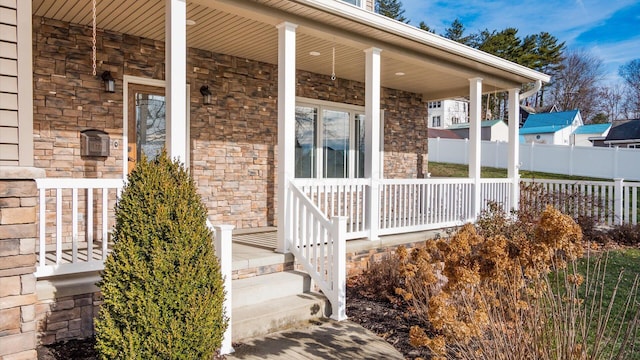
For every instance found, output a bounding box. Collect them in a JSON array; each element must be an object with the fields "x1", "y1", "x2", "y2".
[
  {"x1": 0, "y1": 168, "x2": 43, "y2": 360},
  {"x1": 33, "y1": 15, "x2": 429, "y2": 231},
  {"x1": 35, "y1": 291, "x2": 101, "y2": 345}
]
